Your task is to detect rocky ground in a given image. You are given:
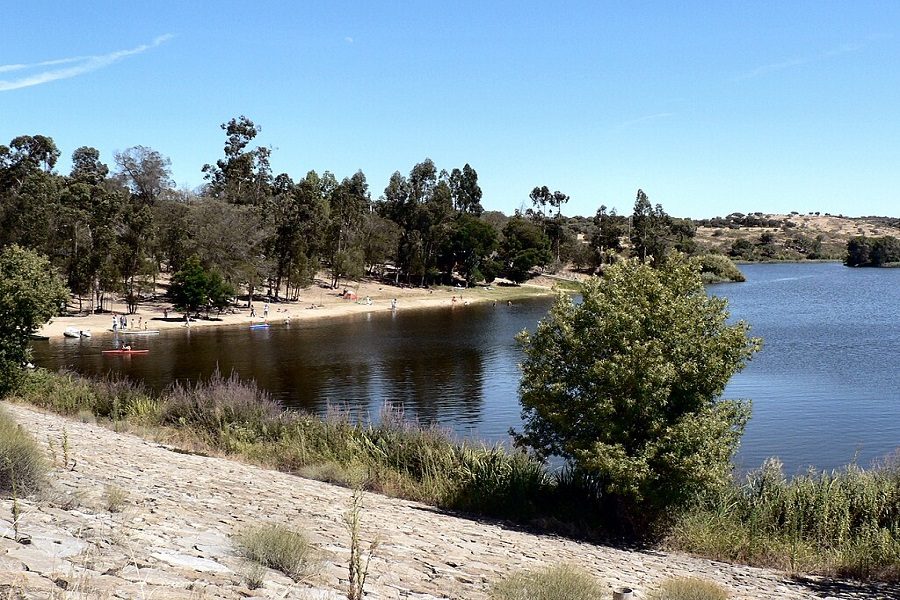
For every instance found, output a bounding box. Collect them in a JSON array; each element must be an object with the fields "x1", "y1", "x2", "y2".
[{"x1": 1, "y1": 403, "x2": 895, "y2": 599}]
